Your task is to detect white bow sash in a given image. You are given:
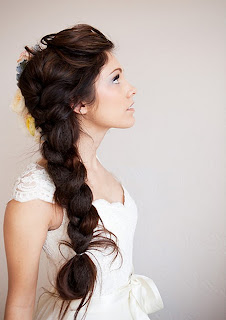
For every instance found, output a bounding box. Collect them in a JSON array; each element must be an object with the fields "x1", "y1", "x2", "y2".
[{"x1": 127, "y1": 273, "x2": 164, "y2": 319}]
